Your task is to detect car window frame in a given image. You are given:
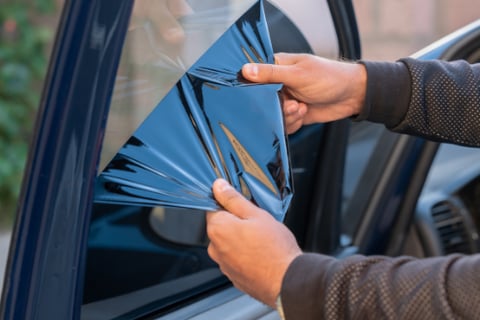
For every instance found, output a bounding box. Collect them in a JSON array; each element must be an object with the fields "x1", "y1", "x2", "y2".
[{"x1": 0, "y1": 1, "x2": 133, "y2": 319}]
